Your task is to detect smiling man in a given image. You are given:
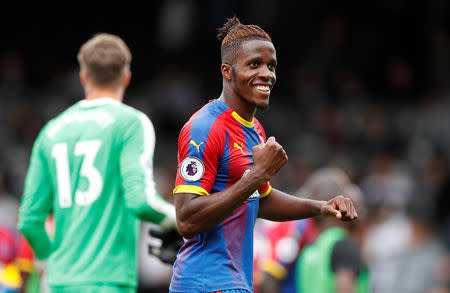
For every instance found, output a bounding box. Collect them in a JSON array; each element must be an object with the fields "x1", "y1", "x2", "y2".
[{"x1": 170, "y1": 16, "x2": 358, "y2": 293}]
